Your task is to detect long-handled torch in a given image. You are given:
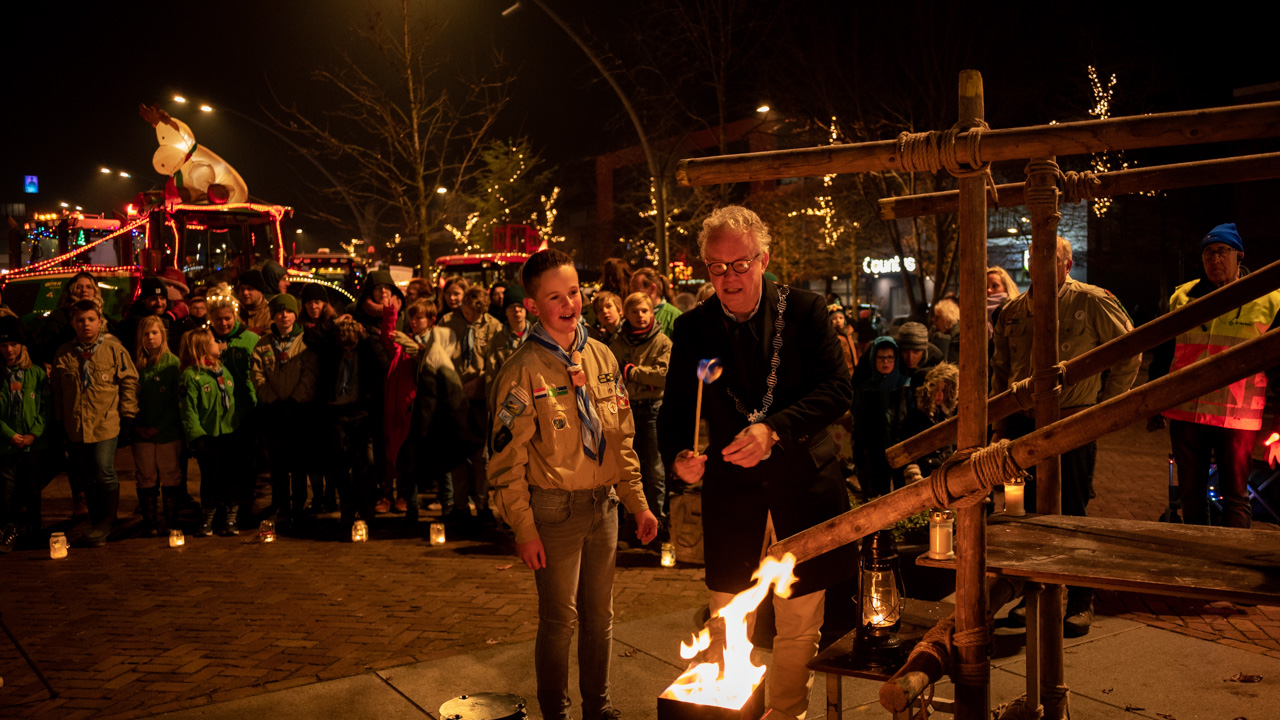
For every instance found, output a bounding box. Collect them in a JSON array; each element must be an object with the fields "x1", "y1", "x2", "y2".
[{"x1": 694, "y1": 358, "x2": 723, "y2": 453}]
